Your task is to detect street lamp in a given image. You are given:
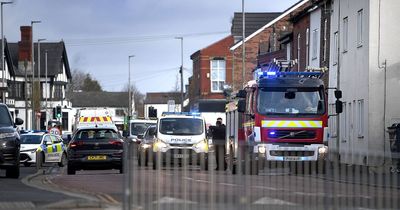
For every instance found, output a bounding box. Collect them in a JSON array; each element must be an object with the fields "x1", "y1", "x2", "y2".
[
  {"x1": 38, "y1": 38, "x2": 45, "y2": 129},
  {"x1": 128, "y1": 55, "x2": 134, "y2": 119},
  {"x1": 242, "y1": 0, "x2": 246, "y2": 86},
  {"x1": 45, "y1": 50, "x2": 48, "y2": 129},
  {"x1": 175, "y1": 37, "x2": 183, "y2": 111},
  {"x1": 31, "y1": 20, "x2": 41, "y2": 130},
  {"x1": 1, "y1": 1, "x2": 12, "y2": 104}
]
